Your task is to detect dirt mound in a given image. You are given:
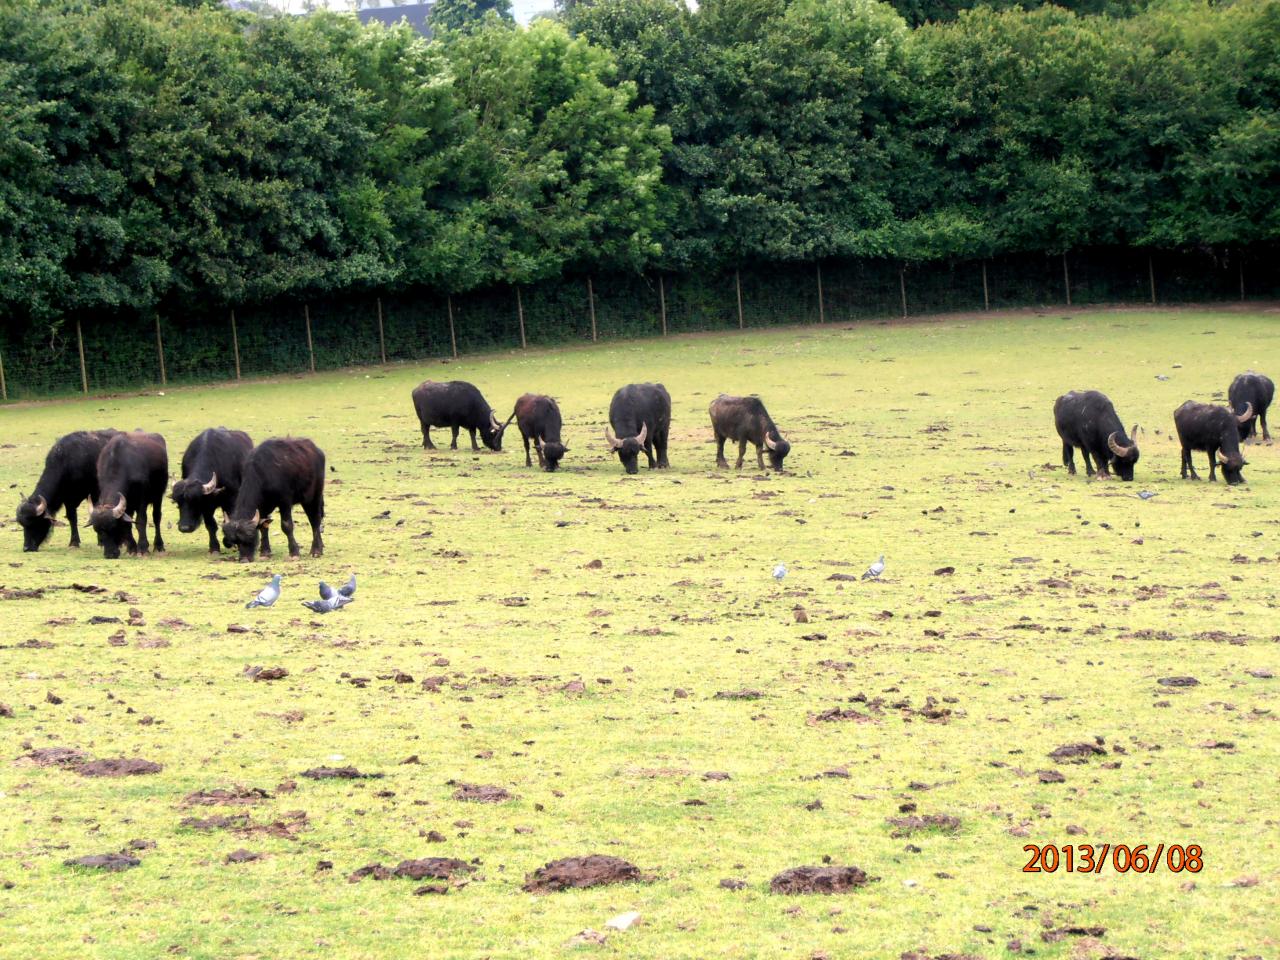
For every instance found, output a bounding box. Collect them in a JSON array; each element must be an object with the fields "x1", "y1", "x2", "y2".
[
  {"x1": 523, "y1": 855, "x2": 646, "y2": 893},
  {"x1": 714, "y1": 689, "x2": 765, "y2": 700},
  {"x1": 393, "y1": 858, "x2": 473, "y2": 880},
  {"x1": 1049, "y1": 742, "x2": 1107, "y2": 762},
  {"x1": 769, "y1": 865, "x2": 873, "y2": 894},
  {"x1": 183, "y1": 786, "x2": 272, "y2": 806},
  {"x1": 300, "y1": 766, "x2": 381, "y2": 780},
  {"x1": 22, "y1": 747, "x2": 88, "y2": 767},
  {"x1": 78, "y1": 758, "x2": 162, "y2": 777},
  {"x1": 1157, "y1": 676, "x2": 1199, "y2": 687},
  {"x1": 451, "y1": 782, "x2": 512, "y2": 803},
  {"x1": 64, "y1": 853, "x2": 140, "y2": 872},
  {"x1": 887, "y1": 814, "x2": 961, "y2": 837},
  {"x1": 225, "y1": 849, "x2": 261, "y2": 864},
  {"x1": 180, "y1": 814, "x2": 250, "y2": 831}
]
